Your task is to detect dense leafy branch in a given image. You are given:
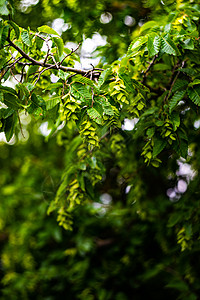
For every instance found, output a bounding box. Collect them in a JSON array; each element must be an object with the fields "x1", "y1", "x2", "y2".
[{"x1": 1, "y1": 1, "x2": 200, "y2": 238}]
